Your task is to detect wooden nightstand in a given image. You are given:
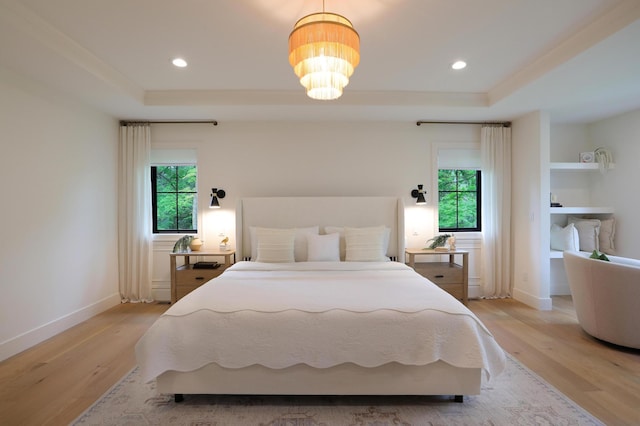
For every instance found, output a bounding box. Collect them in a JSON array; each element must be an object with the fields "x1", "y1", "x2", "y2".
[
  {"x1": 170, "y1": 250, "x2": 235, "y2": 303},
  {"x1": 405, "y1": 248, "x2": 469, "y2": 305}
]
